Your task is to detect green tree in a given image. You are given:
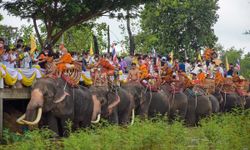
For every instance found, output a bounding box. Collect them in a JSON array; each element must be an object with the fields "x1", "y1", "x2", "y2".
[
  {"x1": 136, "y1": 0, "x2": 219, "y2": 59},
  {"x1": 241, "y1": 53, "x2": 250, "y2": 79},
  {"x1": 2, "y1": 0, "x2": 151, "y2": 47},
  {"x1": 18, "y1": 25, "x2": 34, "y2": 46},
  {"x1": 220, "y1": 47, "x2": 243, "y2": 65},
  {"x1": 61, "y1": 23, "x2": 107, "y2": 53}
]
